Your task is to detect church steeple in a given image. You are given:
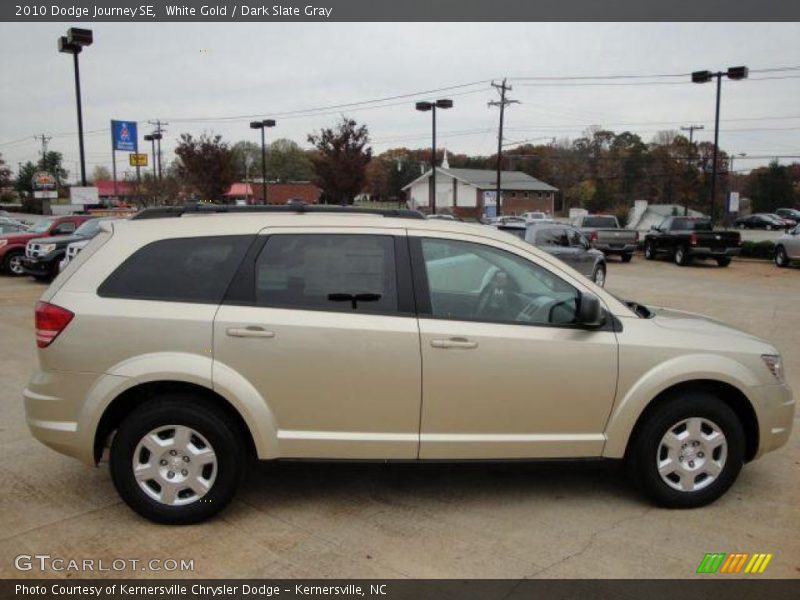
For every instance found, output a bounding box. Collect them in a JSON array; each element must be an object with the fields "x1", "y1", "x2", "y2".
[{"x1": 442, "y1": 148, "x2": 450, "y2": 169}]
